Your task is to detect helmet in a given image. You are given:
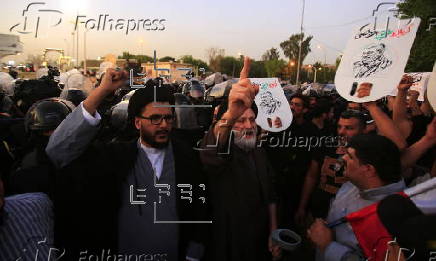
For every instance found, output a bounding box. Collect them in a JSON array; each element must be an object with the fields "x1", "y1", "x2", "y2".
[
  {"x1": 189, "y1": 80, "x2": 205, "y2": 98},
  {"x1": 122, "y1": 90, "x2": 137, "y2": 102},
  {"x1": 204, "y1": 79, "x2": 233, "y2": 101},
  {"x1": 36, "y1": 68, "x2": 49, "y2": 79},
  {"x1": 0, "y1": 72, "x2": 15, "y2": 96},
  {"x1": 174, "y1": 93, "x2": 200, "y2": 130},
  {"x1": 60, "y1": 73, "x2": 93, "y2": 105},
  {"x1": 109, "y1": 101, "x2": 129, "y2": 131},
  {"x1": 13, "y1": 78, "x2": 62, "y2": 114},
  {"x1": 97, "y1": 61, "x2": 116, "y2": 79},
  {"x1": 181, "y1": 80, "x2": 204, "y2": 96},
  {"x1": 24, "y1": 98, "x2": 75, "y2": 132},
  {"x1": 65, "y1": 90, "x2": 87, "y2": 106},
  {"x1": 204, "y1": 72, "x2": 223, "y2": 88}
]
